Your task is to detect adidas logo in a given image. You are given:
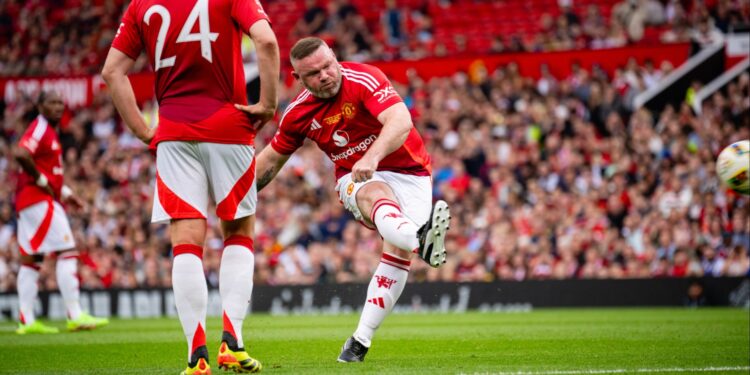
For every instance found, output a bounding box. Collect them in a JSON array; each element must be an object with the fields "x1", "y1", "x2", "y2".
[
  {"x1": 367, "y1": 297, "x2": 385, "y2": 308},
  {"x1": 310, "y1": 119, "x2": 322, "y2": 130}
]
